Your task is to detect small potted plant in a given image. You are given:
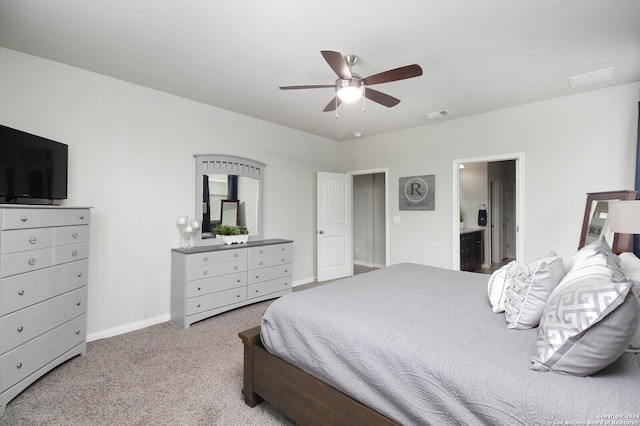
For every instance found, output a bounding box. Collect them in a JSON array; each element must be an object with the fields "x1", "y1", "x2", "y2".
[
  {"x1": 459, "y1": 208, "x2": 466, "y2": 230},
  {"x1": 213, "y1": 225, "x2": 249, "y2": 244}
]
